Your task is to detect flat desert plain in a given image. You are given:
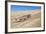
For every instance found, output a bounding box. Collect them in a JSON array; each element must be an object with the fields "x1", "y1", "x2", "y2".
[{"x1": 11, "y1": 10, "x2": 41, "y2": 28}]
